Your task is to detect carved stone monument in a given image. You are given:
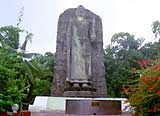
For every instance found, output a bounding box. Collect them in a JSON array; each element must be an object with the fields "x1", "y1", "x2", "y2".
[{"x1": 51, "y1": 5, "x2": 107, "y2": 97}]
